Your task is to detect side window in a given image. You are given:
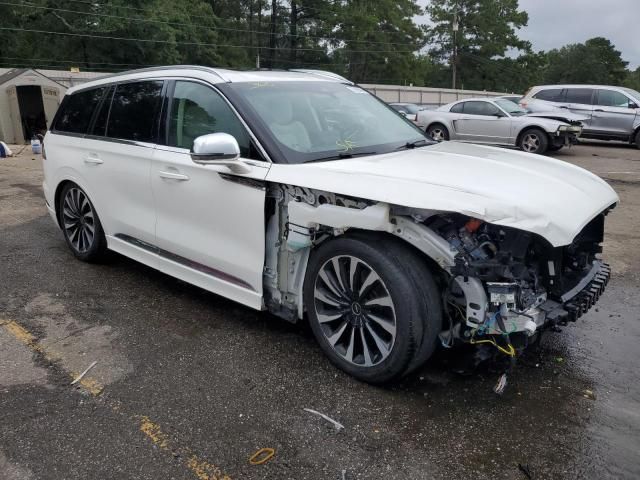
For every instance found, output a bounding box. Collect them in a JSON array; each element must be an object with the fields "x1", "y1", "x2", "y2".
[
  {"x1": 565, "y1": 88, "x2": 594, "y2": 104},
  {"x1": 463, "y1": 101, "x2": 499, "y2": 116},
  {"x1": 91, "y1": 86, "x2": 115, "y2": 136},
  {"x1": 167, "y1": 81, "x2": 251, "y2": 157},
  {"x1": 107, "y1": 81, "x2": 163, "y2": 142},
  {"x1": 595, "y1": 89, "x2": 631, "y2": 108},
  {"x1": 450, "y1": 102, "x2": 464, "y2": 113},
  {"x1": 54, "y1": 87, "x2": 106, "y2": 134},
  {"x1": 533, "y1": 88, "x2": 565, "y2": 102}
]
